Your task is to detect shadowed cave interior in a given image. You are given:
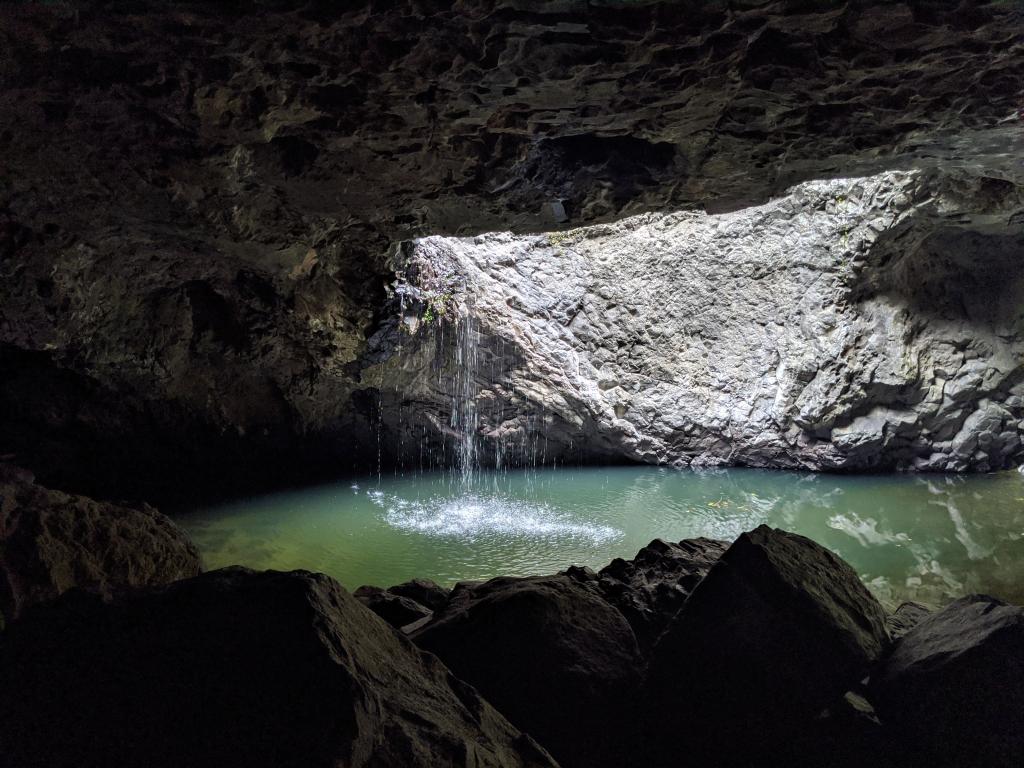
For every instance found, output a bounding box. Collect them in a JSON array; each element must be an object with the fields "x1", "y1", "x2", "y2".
[{"x1": 1, "y1": 2, "x2": 1024, "y2": 767}]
